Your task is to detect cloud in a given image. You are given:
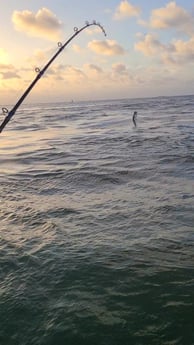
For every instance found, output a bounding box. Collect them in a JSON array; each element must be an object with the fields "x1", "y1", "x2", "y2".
[
  {"x1": 72, "y1": 44, "x2": 84, "y2": 54},
  {"x1": 26, "y1": 47, "x2": 58, "y2": 67},
  {"x1": 38, "y1": 61, "x2": 134, "y2": 89},
  {"x1": 0, "y1": 63, "x2": 20, "y2": 79},
  {"x1": 85, "y1": 64, "x2": 103, "y2": 73},
  {"x1": 111, "y1": 63, "x2": 133, "y2": 83},
  {"x1": 49, "y1": 64, "x2": 86, "y2": 84},
  {"x1": 112, "y1": 63, "x2": 128, "y2": 74},
  {"x1": 82, "y1": 64, "x2": 103, "y2": 81},
  {"x1": 0, "y1": 71, "x2": 20, "y2": 79},
  {"x1": 114, "y1": 1, "x2": 141, "y2": 20},
  {"x1": 171, "y1": 37, "x2": 194, "y2": 63},
  {"x1": 135, "y1": 34, "x2": 172, "y2": 57},
  {"x1": 135, "y1": 2, "x2": 194, "y2": 67},
  {"x1": 0, "y1": 63, "x2": 13, "y2": 70},
  {"x1": 88, "y1": 40, "x2": 125, "y2": 56},
  {"x1": 147, "y1": 1, "x2": 194, "y2": 35},
  {"x1": 26, "y1": 49, "x2": 48, "y2": 66},
  {"x1": 85, "y1": 26, "x2": 103, "y2": 35},
  {"x1": 135, "y1": 33, "x2": 194, "y2": 66},
  {"x1": 12, "y1": 8, "x2": 63, "y2": 41}
]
